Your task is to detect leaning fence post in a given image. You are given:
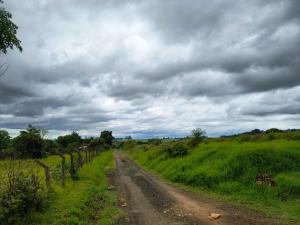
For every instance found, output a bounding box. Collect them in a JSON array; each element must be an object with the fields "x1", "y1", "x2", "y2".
[{"x1": 34, "y1": 159, "x2": 52, "y2": 192}]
